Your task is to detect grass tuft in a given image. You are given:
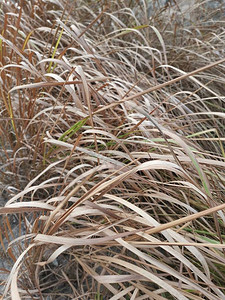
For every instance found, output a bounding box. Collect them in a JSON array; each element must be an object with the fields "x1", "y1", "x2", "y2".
[{"x1": 0, "y1": 0, "x2": 225, "y2": 299}]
